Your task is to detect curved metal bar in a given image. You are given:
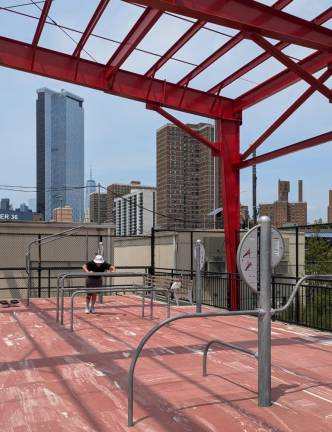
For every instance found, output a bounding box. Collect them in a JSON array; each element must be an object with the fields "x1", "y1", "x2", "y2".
[
  {"x1": 70, "y1": 290, "x2": 88, "y2": 332},
  {"x1": 58, "y1": 271, "x2": 147, "y2": 324},
  {"x1": 56, "y1": 271, "x2": 154, "y2": 325},
  {"x1": 202, "y1": 339, "x2": 257, "y2": 377},
  {"x1": 68, "y1": 286, "x2": 171, "y2": 331},
  {"x1": 273, "y1": 274, "x2": 332, "y2": 314},
  {"x1": 127, "y1": 308, "x2": 259, "y2": 427}
]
